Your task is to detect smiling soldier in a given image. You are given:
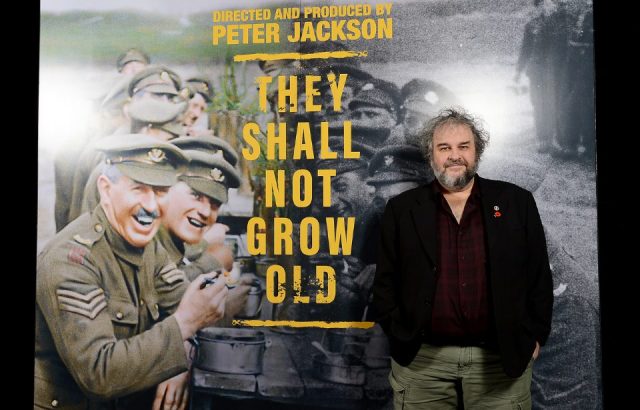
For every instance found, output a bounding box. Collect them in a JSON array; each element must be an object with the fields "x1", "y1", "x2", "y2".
[
  {"x1": 156, "y1": 137, "x2": 254, "y2": 330},
  {"x1": 35, "y1": 134, "x2": 230, "y2": 410},
  {"x1": 155, "y1": 150, "x2": 236, "y2": 275}
]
